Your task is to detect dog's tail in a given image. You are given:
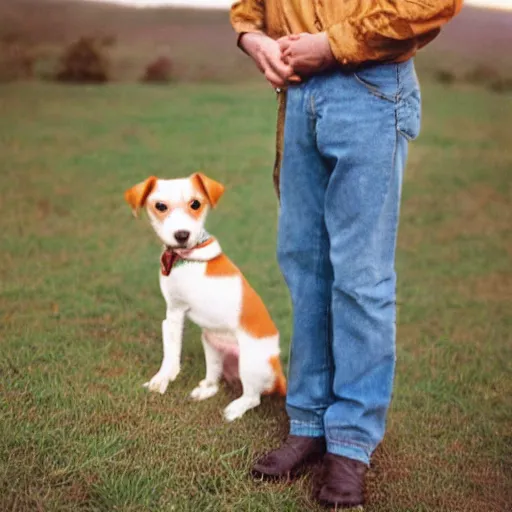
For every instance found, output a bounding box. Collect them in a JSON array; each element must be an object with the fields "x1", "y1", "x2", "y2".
[{"x1": 267, "y1": 355, "x2": 287, "y2": 397}]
